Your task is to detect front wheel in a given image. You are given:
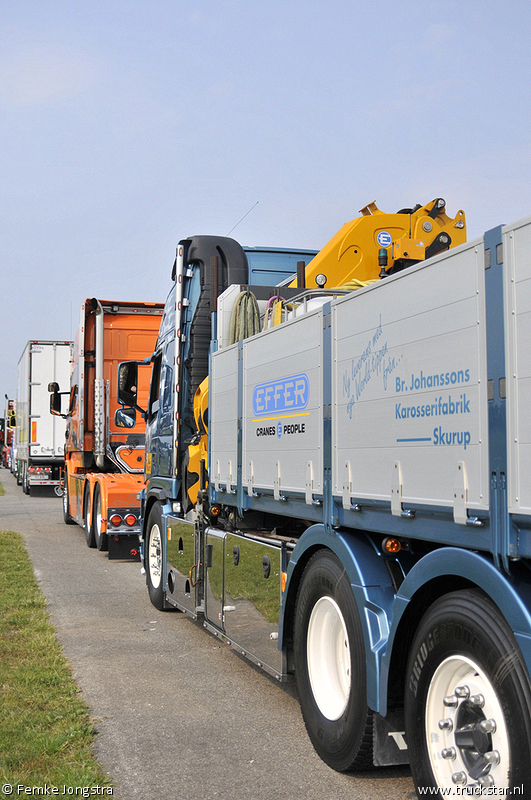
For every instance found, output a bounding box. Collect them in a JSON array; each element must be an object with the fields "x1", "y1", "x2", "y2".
[
  {"x1": 405, "y1": 590, "x2": 531, "y2": 793},
  {"x1": 145, "y1": 503, "x2": 165, "y2": 610},
  {"x1": 63, "y1": 476, "x2": 76, "y2": 524},
  {"x1": 293, "y1": 550, "x2": 373, "y2": 772}
]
